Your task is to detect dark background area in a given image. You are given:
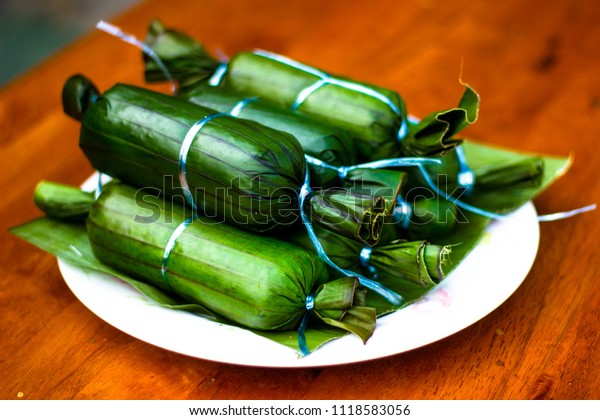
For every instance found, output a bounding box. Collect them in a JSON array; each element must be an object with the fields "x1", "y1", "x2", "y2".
[{"x1": 0, "y1": 0, "x2": 139, "y2": 86}]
